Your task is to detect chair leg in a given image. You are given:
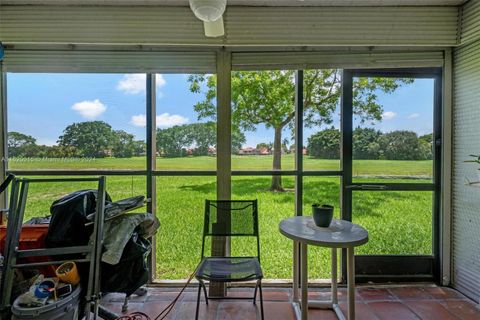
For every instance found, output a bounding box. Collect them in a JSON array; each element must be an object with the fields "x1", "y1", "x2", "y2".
[
  {"x1": 253, "y1": 282, "x2": 258, "y2": 305},
  {"x1": 195, "y1": 283, "x2": 202, "y2": 320},
  {"x1": 201, "y1": 281, "x2": 209, "y2": 305},
  {"x1": 258, "y1": 281, "x2": 265, "y2": 320}
]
